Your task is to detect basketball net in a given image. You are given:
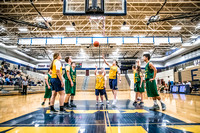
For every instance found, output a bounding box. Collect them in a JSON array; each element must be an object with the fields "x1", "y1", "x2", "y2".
[{"x1": 89, "y1": 16, "x2": 105, "y2": 36}]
